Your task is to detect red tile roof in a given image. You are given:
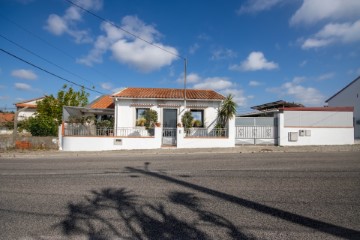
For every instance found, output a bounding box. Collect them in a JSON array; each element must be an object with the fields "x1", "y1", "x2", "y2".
[
  {"x1": 0, "y1": 113, "x2": 15, "y2": 123},
  {"x1": 88, "y1": 95, "x2": 114, "y2": 109},
  {"x1": 113, "y1": 88, "x2": 225, "y2": 100},
  {"x1": 15, "y1": 97, "x2": 45, "y2": 109}
]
